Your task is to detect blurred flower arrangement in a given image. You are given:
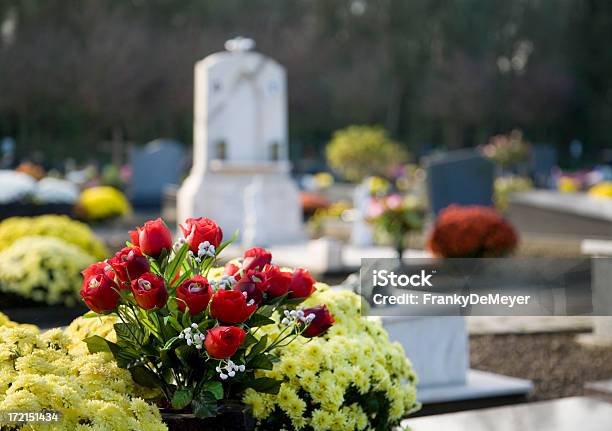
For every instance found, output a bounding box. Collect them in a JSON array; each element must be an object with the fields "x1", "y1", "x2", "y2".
[
  {"x1": 481, "y1": 129, "x2": 531, "y2": 169},
  {"x1": 427, "y1": 205, "x2": 518, "y2": 258},
  {"x1": 0, "y1": 236, "x2": 95, "y2": 306},
  {"x1": 16, "y1": 161, "x2": 46, "y2": 180},
  {"x1": 368, "y1": 194, "x2": 424, "y2": 260},
  {"x1": 33, "y1": 177, "x2": 79, "y2": 204},
  {"x1": 77, "y1": 186, "x2": 131, "y2": 221},
  {"x1": 326, "y1": 125, "x2": 408, "y2": 183},
  {"x1": 308, "y1": 201, "x2": 352, "y2": 236},
  {"x1": 367, "y1": 175, "x2": 391, "y2": 197},
  {"x1": 80, "y1": 217, "x2": 334, "y2": 419},
  {"x1": 493, "y1": 176, "x2": 533, "y2": 211},
  {"x1": 0, "y1": 215, "x2": 108, "y2": 259},
  {"x1": 588, "y1": 181, "x2": 612, "y2": 198},
  {"x1": 557, "y1": 175, "x2": 581, "y2": 193},
  {"x1": 243, "y1": 286, "x2": 419, "y2": 430},
  {"x1": 0, "y1": 170, "x2": 36, "y2": 204},
  {"x1": 0, "y1": 169, "x2": 79, "y2": 208},
  {"x1": 300, "y1": 192, "x2": 331, "y2": 217},
  {"x1": 0, "y1": 313, "x2": 167, "y2": 431}
]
